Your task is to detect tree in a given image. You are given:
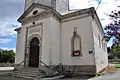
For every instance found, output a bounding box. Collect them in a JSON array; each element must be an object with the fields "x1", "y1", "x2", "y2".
[
  {"x1": 104, "y1": 10, "x2": 120, "y2": 42},
  {"x1": 110, "y1": 42, "x2": 120, "y2": 59},
  {"x1": 0, "y1": 50, "x2": 15, "y2": 63}
]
